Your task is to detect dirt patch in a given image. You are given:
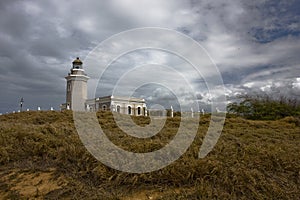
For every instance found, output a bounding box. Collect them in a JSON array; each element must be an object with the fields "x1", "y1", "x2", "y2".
[
  {"x1": 121, "y1": 188, "x2": 190, "y2": 200},
  {"x1": 0, "y1": 168, "x2": 67, "y2": 199},
  {"x1": 121, "y1": 189, "x2": 163, "y2": 200}
]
